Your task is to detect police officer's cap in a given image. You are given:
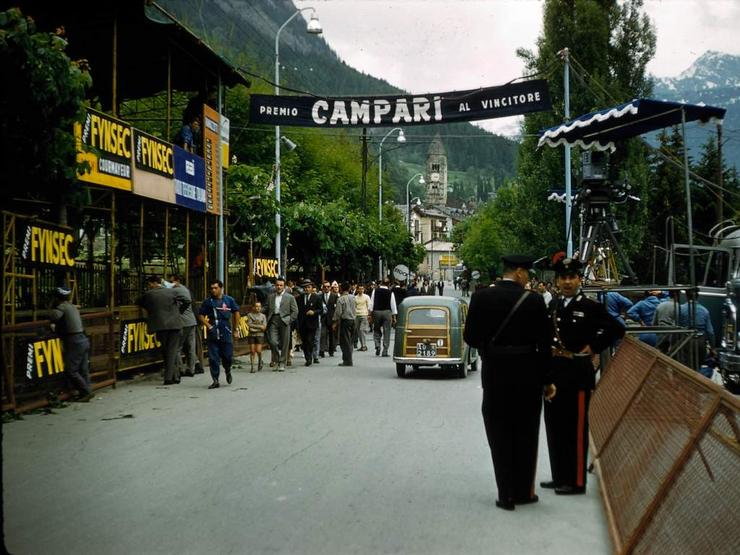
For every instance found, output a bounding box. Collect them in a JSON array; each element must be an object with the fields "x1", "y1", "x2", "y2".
[
  {"x1": 501, "y1": 254, "x2": 537, "y2": 270},
  {"x1": 54, "y1": 286, "x2": 72, "y2": 297},
  {"x1": 552, "y1": 257, "x2": 583, "y2": 276}
]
